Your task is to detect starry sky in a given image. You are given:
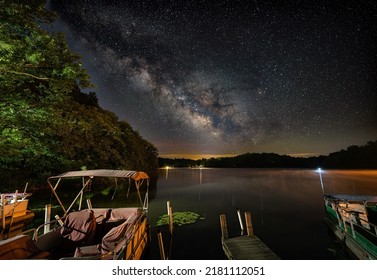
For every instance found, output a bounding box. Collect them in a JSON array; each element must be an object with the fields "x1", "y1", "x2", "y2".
[{"x1": 49, "y1": 0, "x2": 377, "y2": 159}]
